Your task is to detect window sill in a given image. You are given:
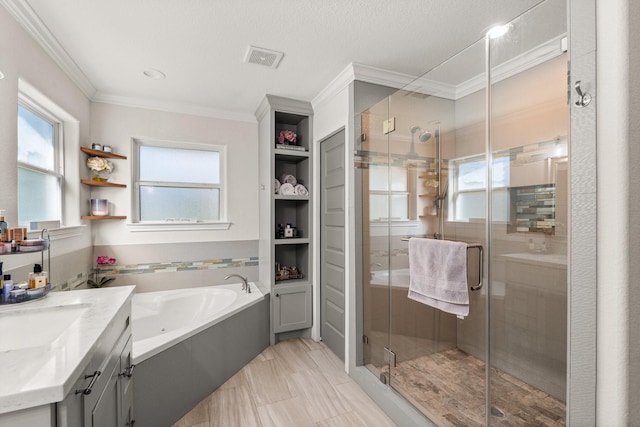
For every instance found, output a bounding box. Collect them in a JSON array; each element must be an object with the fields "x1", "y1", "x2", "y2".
[
  {"x1": 126, "y1": 221, "x2": 231, "y2": 232},
  {"x1": 26, "y1": 225, "x2": 87, "y2": 240}
]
